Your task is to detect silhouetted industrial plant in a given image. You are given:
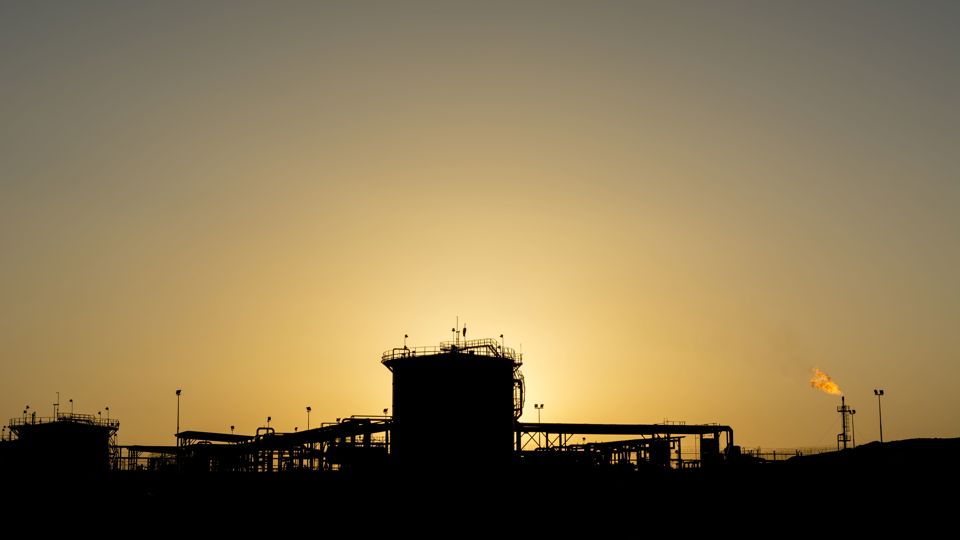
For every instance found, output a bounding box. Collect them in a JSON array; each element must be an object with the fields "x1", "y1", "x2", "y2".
[
  {"x1": 3, "y1": 329, "x2": 736, "y2": 475},
  {"x1": 3, "y1": 327, "x2": 957, "y2": 509}
]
